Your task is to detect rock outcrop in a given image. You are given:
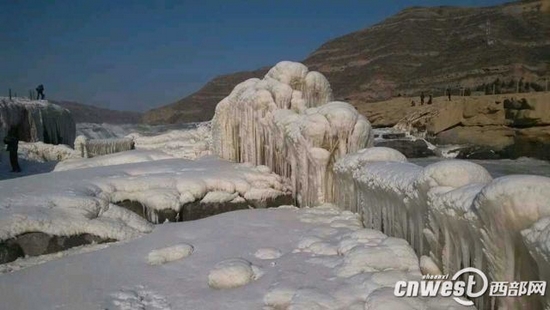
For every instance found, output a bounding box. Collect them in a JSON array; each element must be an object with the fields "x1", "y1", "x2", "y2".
[
  {"x1": 143, "y1": 0, "x2": 550, "y2": 125},
  {"x1": 392, "y1": 92, "x2": 550, "y2": 159}
]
